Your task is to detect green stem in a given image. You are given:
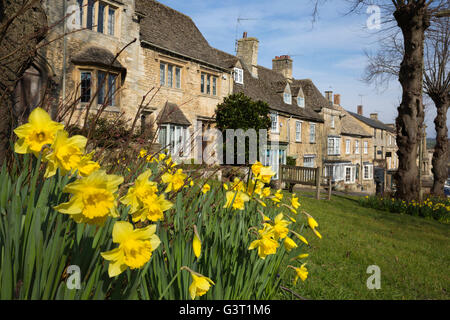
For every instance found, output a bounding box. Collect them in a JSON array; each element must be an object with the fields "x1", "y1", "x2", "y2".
[{"x1": 158, "y1": 269, "x2": 181, "y2": 300}]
